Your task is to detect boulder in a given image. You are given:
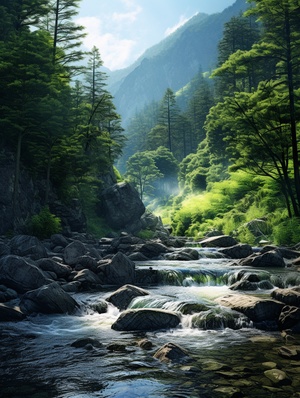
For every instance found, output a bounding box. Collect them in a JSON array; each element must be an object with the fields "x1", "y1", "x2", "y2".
[
  {"x1": 10, "y1": 235, "x2": 48, "y2": 260},
  {"x1": 229, "y1": 280, "x2": 258, "y2": 291},
  {"x1": 0, "y1": 241, "x2": 10, "y2": 257},
  {"x1": 72, "y1": 269, "x2": 102, "y2": 288},
  {"x1": 278, "y1": 305, "x2": 300, "y2": 333},
  {"x1": 0, "y1": 303, "x2": 25, "y2": 321},
  {"x1": 74, "y1": 255, "x2": 98, "y2": 273},
  {"x1": 36, "y1": 258, "x2": 72, "y2": 278},
  {"x1": 20, "y1": 282, "x2": 79, "y2": 314},
  {"x1": 153, "y1": 342, "x2": 191, "y2": 363},
  {"x1": 106, "y1": 284, "x2": 150, "y2": 310},
  {"x1": 111, "y1": 308, "x2": 181, "y2": 331},
  {"x1": 271, "y1": 287, "x2": 300, "y2": 307},
  {"x1": 0, "y1": 284, "x2": 18, "y2": 302},
  {"x1": 240, "y1": 250, "x2": 285, "y2": 268},
  {"x1": 164, "y1": 248, "x2": 200, "y2": 261},
  {"x1": 100, "y1": 182, "x2": 145, "y2": 230},
  {"x1": 219, "y1": 244, "x2": 253, "y2": 259},
  {"x1": 50, "y1": 234, "x2": 69, "y2": 248},
  {"x1": 200, "y1": 235, "x2": 238, "y2": 248},
  {"x1": 134, "y1": 241, "x2": 169, "y2": 259},
  {"x1": 63, "y1": 240, "x2": 87, "y2": 266},
  {"x1": 215, "y1": 294, "x2": 284, "y2": 322},
  {"x1": 0, "y1": 255, "x2": 50, "y2": 293},
  {"x1": 97, "y1": 252, "x2": 135, "y2": 286}
]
